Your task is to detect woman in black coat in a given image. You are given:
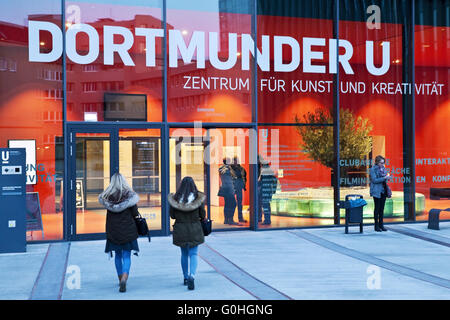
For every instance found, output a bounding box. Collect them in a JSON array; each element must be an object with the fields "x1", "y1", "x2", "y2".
[
  {"x1": 169, "y1": 176, "x2": 206, "y2": 290},
  {"x1": 98, "y1": 173, "x2": 140, "y2": 293}
]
